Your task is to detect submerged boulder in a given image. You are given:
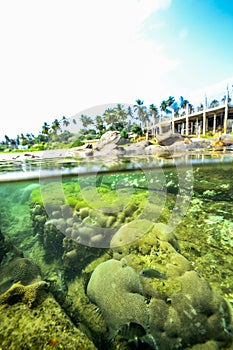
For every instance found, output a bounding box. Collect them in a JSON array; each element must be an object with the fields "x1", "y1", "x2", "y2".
[
  {"x1": 87, "y1": 259, "x2": 149, "y2": 333},
  {"x1": 149, "y1": 270, "x2": 233, "y2": 349},
  {"x1": 110, "y1": 219, "x2": 153, "y2": 248},
  {"x1": 0, "y1": 258, "x2": 42, "y2": 286},
  {"x1": 0, "y1": 293, "x2": 97, "y2": 349}
]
